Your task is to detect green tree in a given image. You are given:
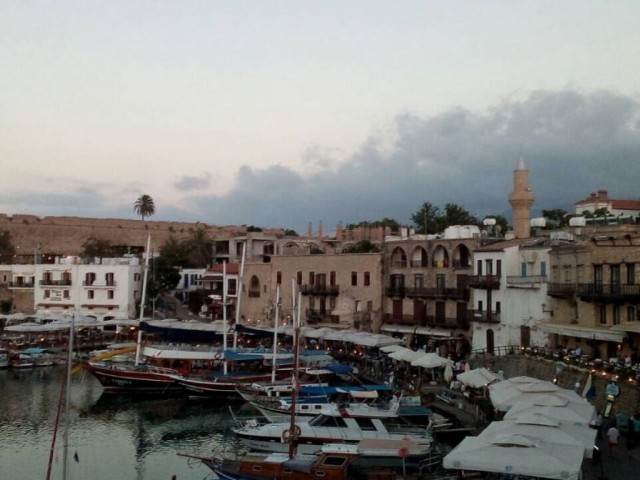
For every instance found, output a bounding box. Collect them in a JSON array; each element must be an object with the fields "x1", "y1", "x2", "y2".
[
  {"x1": 159, "y1": 236, "x2": 189, "y2": 267},
  {"x1": 81, "y1": 237, "x2": 114, "y2": 259},
  {"x1": 441, "y1": 203, "x2": 479, "y2": 228},
  {"x1": 342, "y1": 239, "x2": 380, "y2": 253},
  {"x1": 147, "y1": 256, "x2": 182, "y2": 300},
  {"x1": 411, "y1": 202, "x2": 441, "y2": 234},
  {"x1": 542, "y1": 209, "x2": 569, "y2": 227},
  {"x1": 283, "y1": 229, "x2": 298, "y2": 236},
  {"x1": 345, "y1": 218, "x2": 401, "y2": 232},
  {"x1": 133, "y1": 194, "x2": 156, "y2": 221},
  {"x1": 183, "y1": 226, "x2": 213, "y2": 268}
]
